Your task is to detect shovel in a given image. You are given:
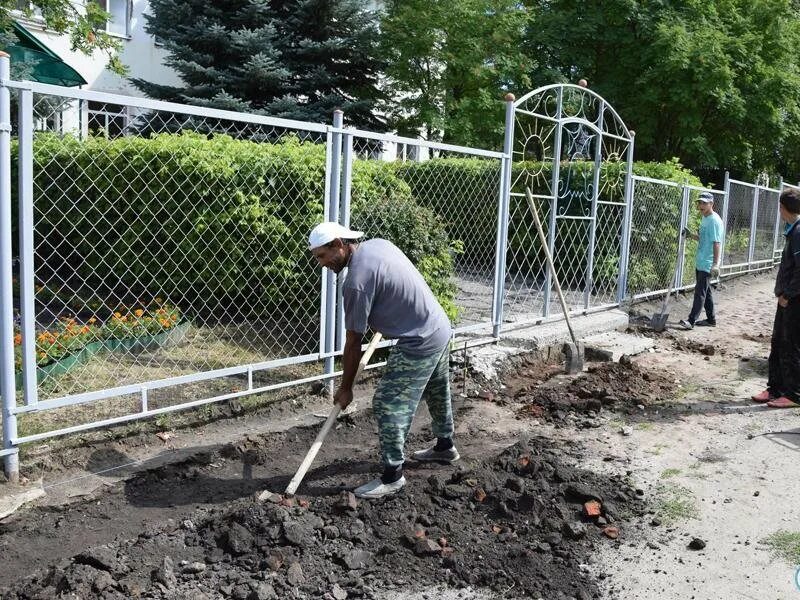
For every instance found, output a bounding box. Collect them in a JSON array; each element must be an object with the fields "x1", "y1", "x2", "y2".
[
  {"x1": 650, "y1": 231, "x2": 685, "y2": 332},
  {"x1": 283, "y1": 332, "x2": 383, "y2": 497},
  {"x1": 525, "y1": 188, "x2": 584, "y2": 374}
]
